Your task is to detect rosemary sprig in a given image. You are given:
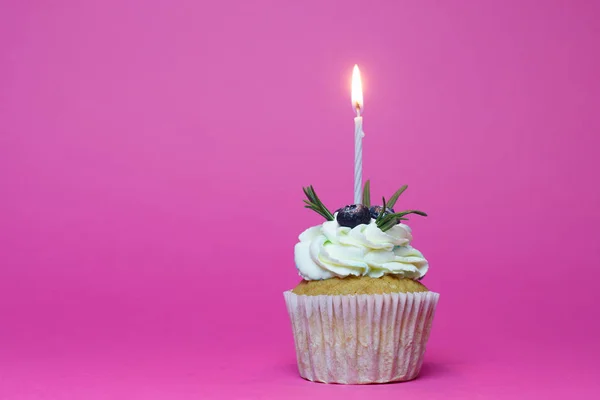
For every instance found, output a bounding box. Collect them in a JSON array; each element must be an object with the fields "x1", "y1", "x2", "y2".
[
  {"x1": 377, "y1": 209, "x2": 428, "y2": 232},
  {"x1": 376, "y1": 197, "x2": 387, "y2": 225},
  {"x1": 387, "y1": 185, "x2": 408, "y2": 209},
  {"x1": 362, "y1": 180, "x2": 371, "y2": 208},
  {"x1": 303, "y1": 185, "x2": 334, "y2": 221}
]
